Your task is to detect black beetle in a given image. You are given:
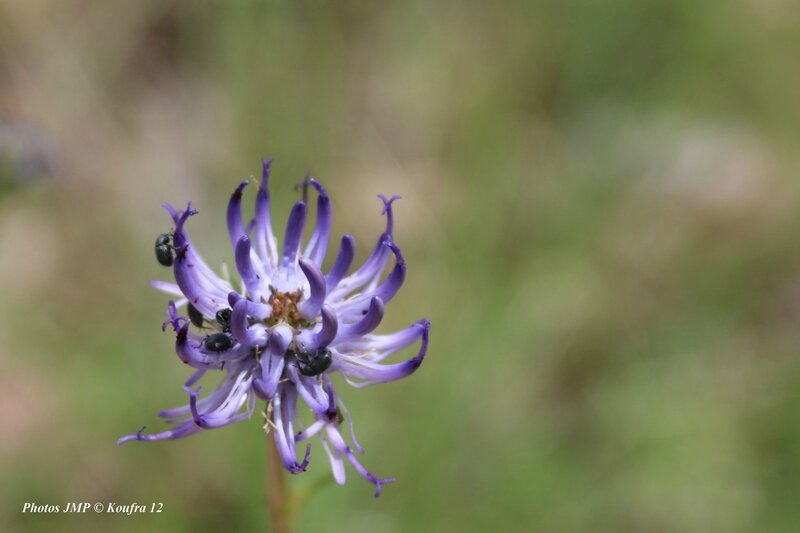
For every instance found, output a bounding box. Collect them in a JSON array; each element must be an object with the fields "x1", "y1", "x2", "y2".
[
  {"x1": 154, "y1": 233, "x2": 175, "y2": 267},
  {"x1": 187, "y1": 302, "x2": 205, "y2": 329},
  {"x1": 204, "y1": 332, "x2": 235, "y2": 352},
  {"x1": 296, "y1": 348, "x2": 332, "y2": 377},
  {"x1": 215, "y1": 308, "x2": 232, "y2": 333}
]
